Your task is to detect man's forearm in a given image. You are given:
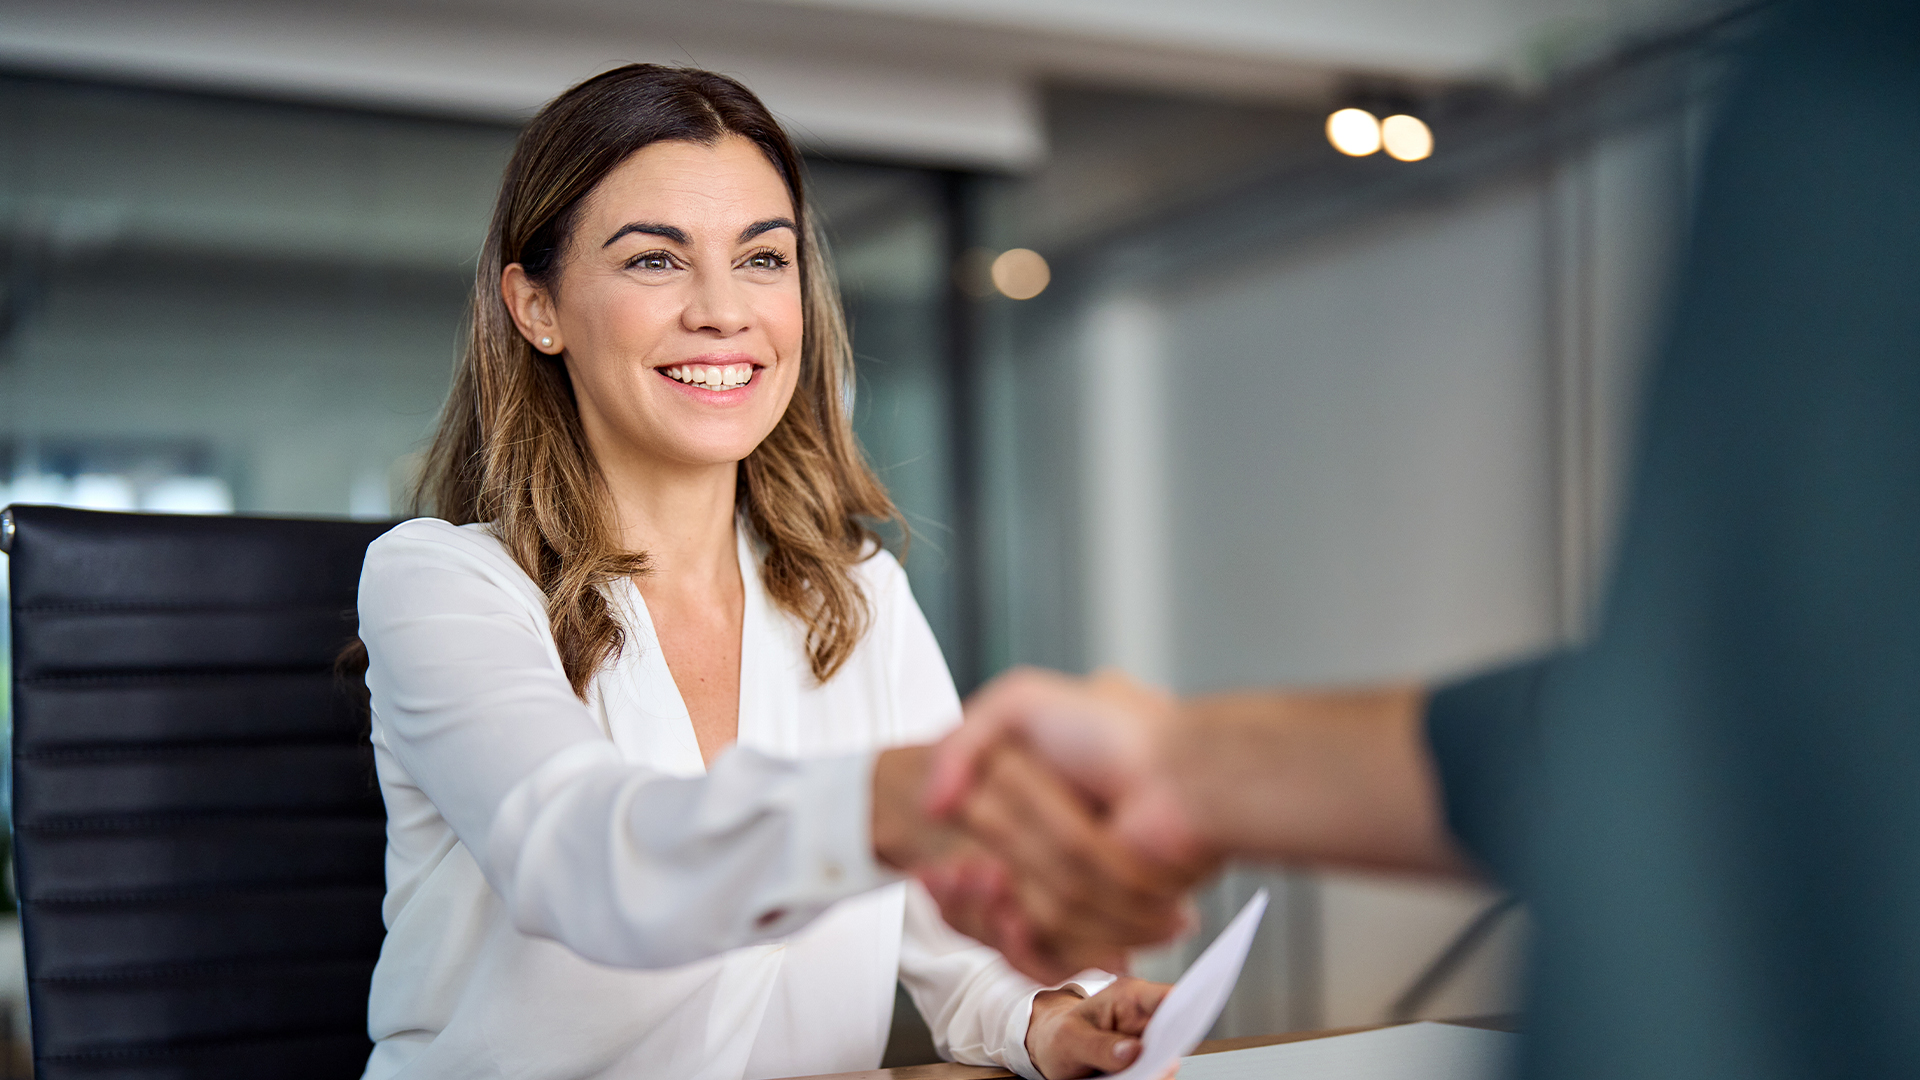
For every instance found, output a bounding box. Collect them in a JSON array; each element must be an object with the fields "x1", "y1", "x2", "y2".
[{"x1": 1167, "y1": 688, "x2": 1472, "y2": 876}]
